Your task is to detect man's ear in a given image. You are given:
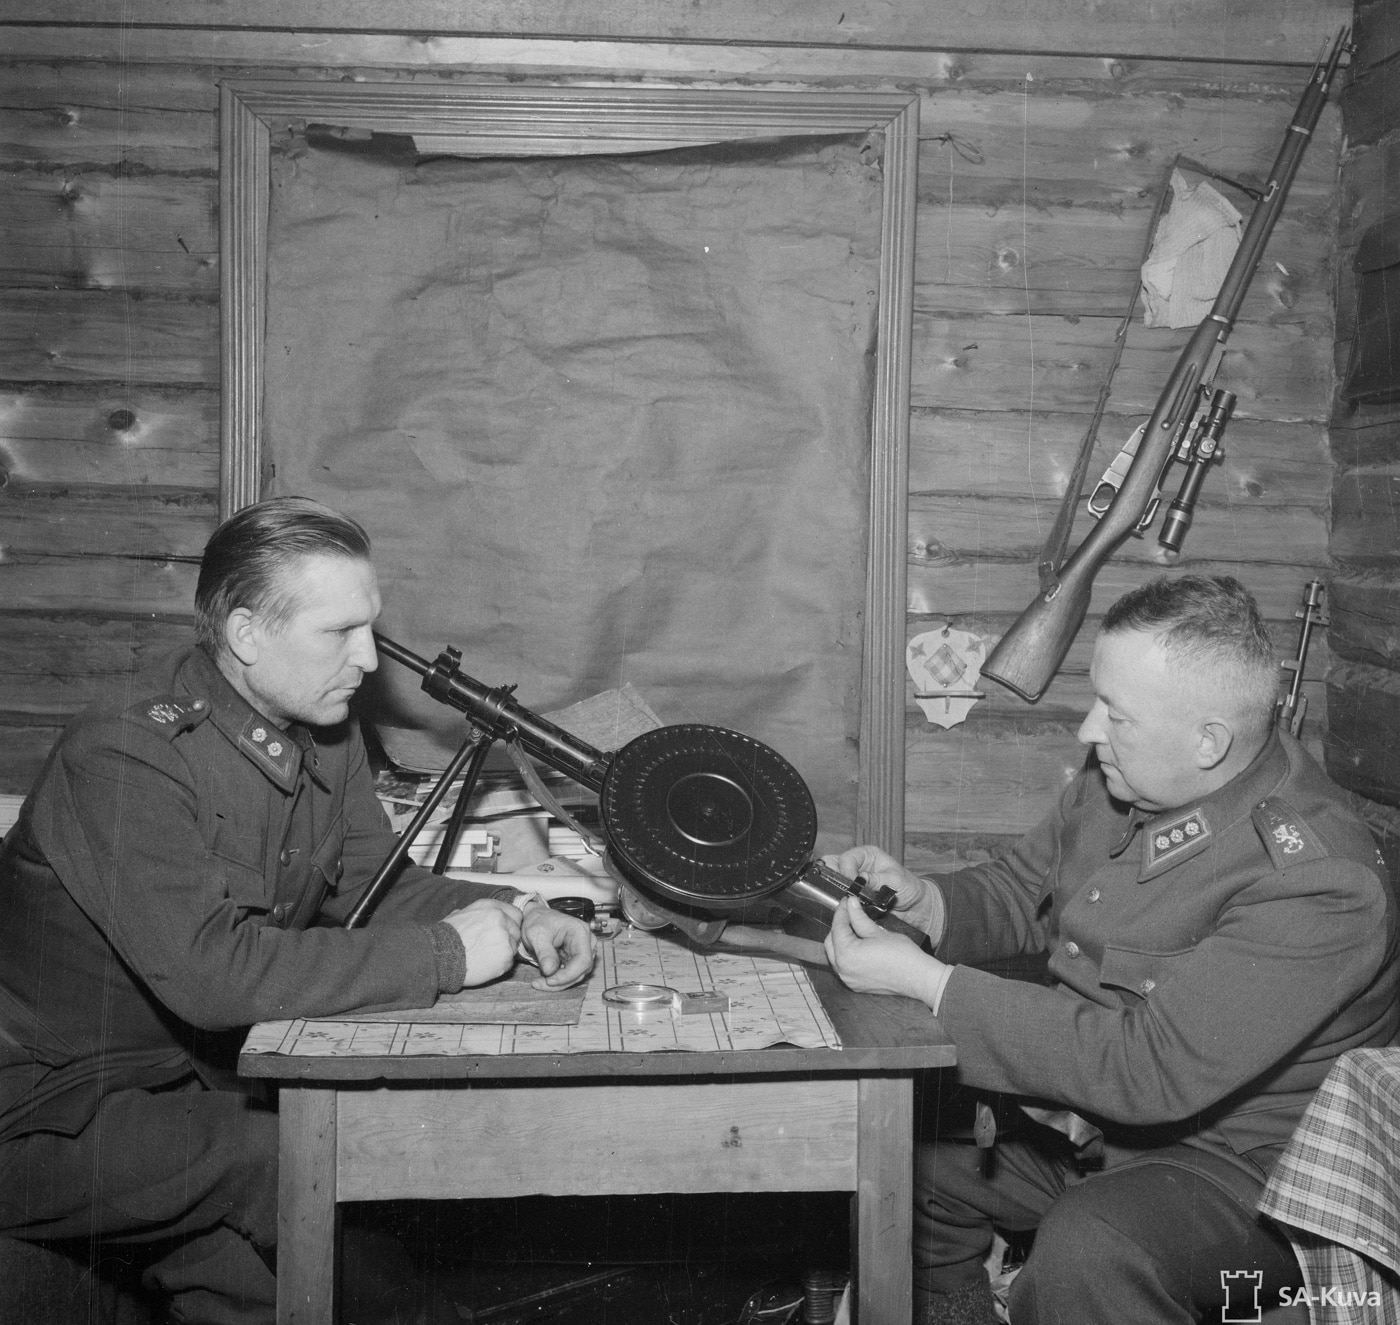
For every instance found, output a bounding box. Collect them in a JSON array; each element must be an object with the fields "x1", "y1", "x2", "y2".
[
  {"x1": 1196, "y1": 718, "x2": 1234, "y2": 771},
  {"x1": 224, "y1": 607, "x2": 260, "y2": 667}
]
